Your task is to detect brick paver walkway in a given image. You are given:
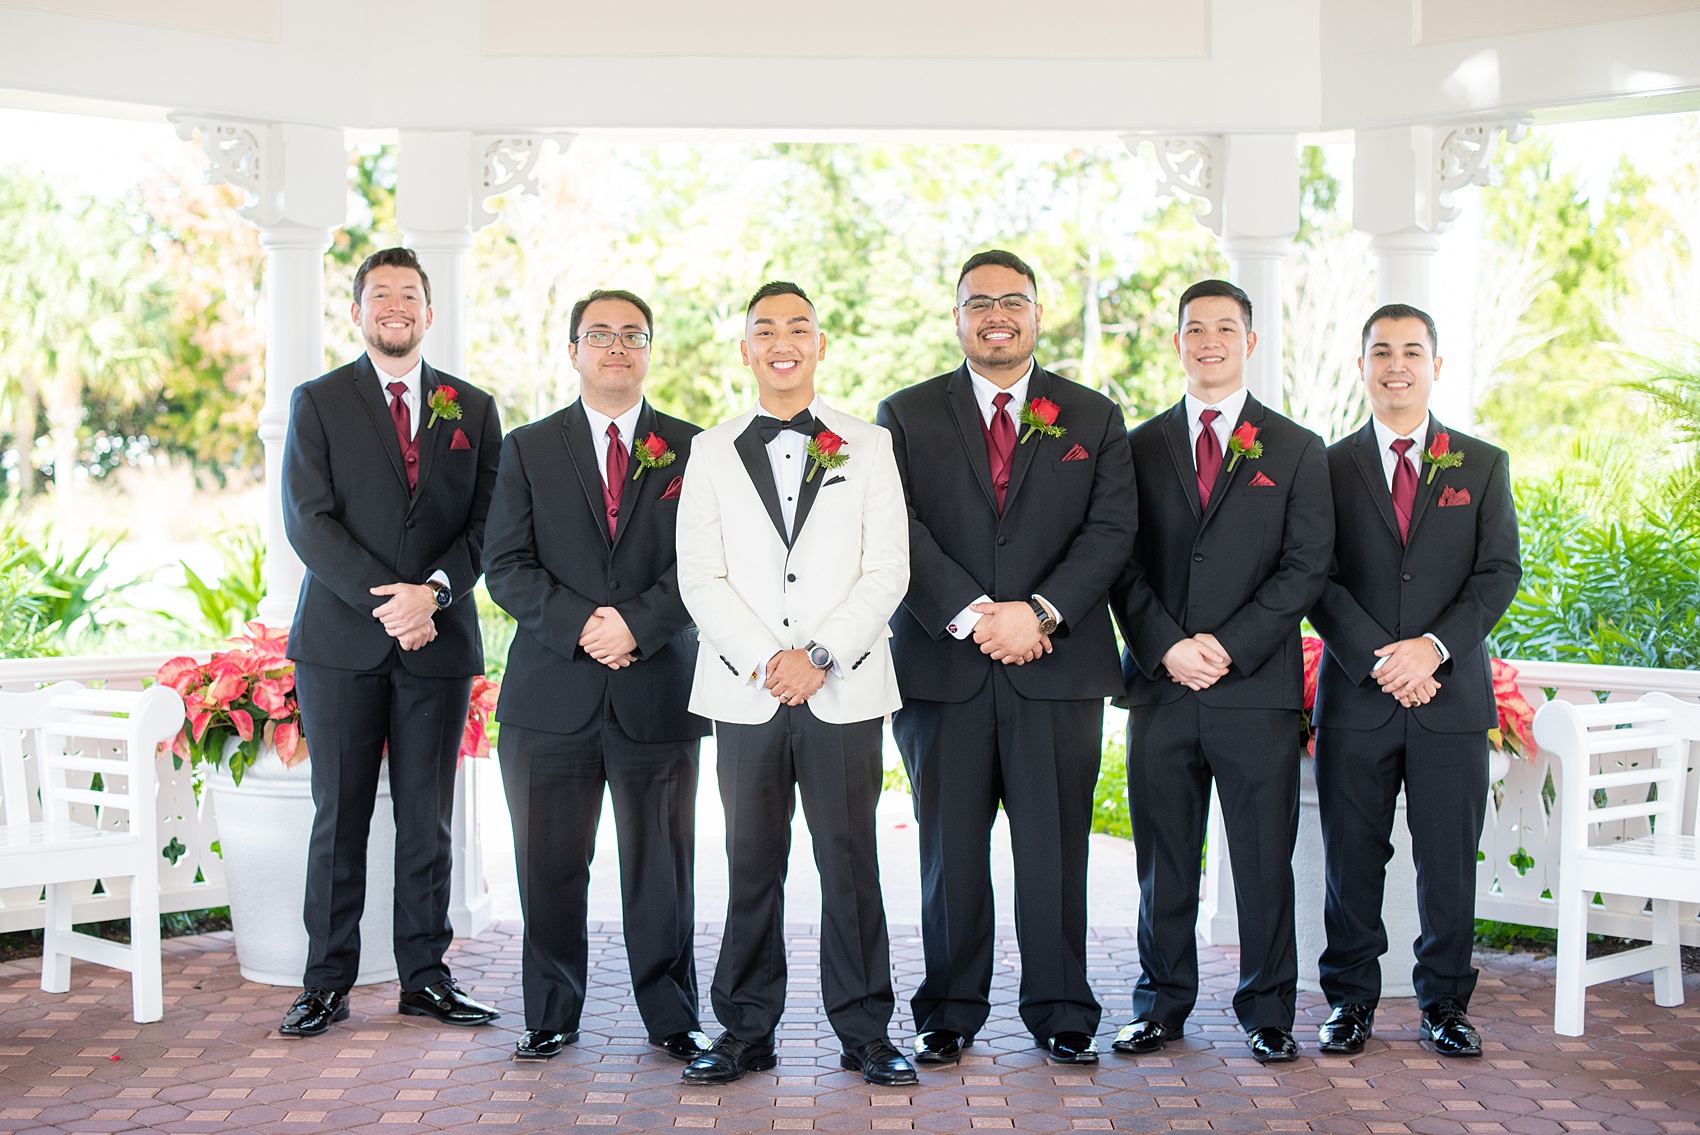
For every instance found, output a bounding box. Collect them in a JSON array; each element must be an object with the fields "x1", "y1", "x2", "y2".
[{"x1": 2, "y1": 923, "x2": 1697, "y2": 1132}]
